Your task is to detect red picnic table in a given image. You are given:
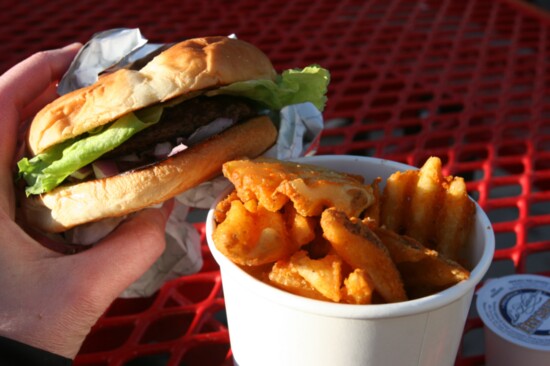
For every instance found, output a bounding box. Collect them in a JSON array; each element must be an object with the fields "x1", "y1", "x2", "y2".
[{"x1": 1, "y1": 0, "x2": 549, "y2": 364}]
